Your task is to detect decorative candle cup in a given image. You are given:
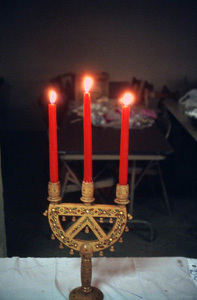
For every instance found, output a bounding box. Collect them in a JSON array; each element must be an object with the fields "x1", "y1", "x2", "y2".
[
  {"x1": 80, "y1": 181, "x2": 95, "y2": 205},
  {"x1": 47, "y1": 181, "x2": 61, "y2": 203},
  {"x1": 114, "y1": 183, "x2": 130, "y2": 205}
]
